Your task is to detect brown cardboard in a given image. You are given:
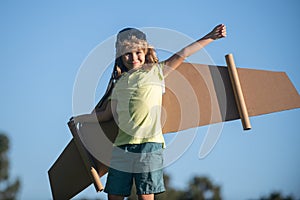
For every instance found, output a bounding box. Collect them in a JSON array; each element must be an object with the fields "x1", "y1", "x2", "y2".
[
  {"x1": 48, "y1": 62, "x2": 300, "y2": 200},
  {"x1": 48, "y1": 139, "x2": 92, "y2": 200}
]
